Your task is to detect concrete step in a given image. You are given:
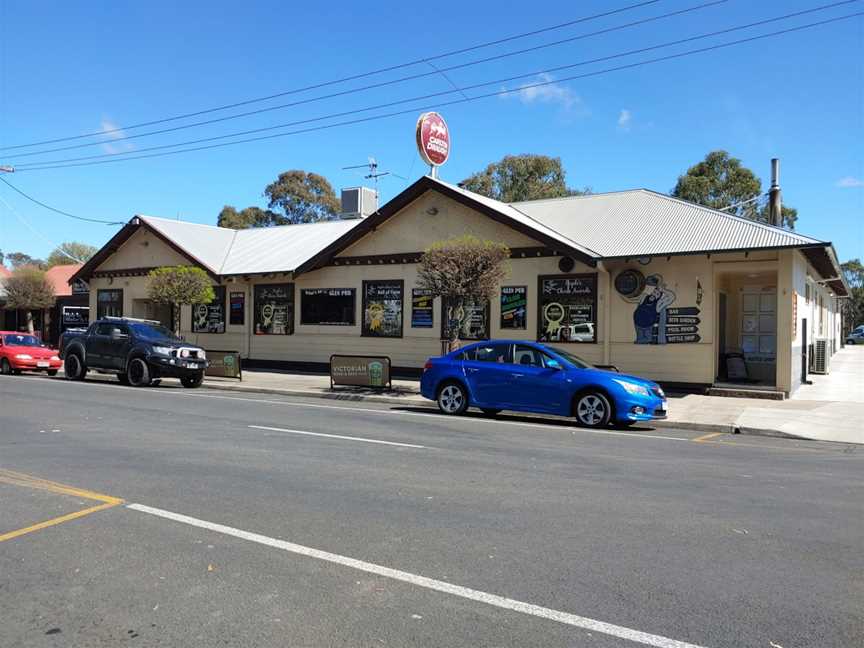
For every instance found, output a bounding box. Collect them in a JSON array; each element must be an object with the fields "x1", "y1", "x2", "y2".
[{"x1": 707, "y1": 386, "x2": 785, "y2": 400}]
